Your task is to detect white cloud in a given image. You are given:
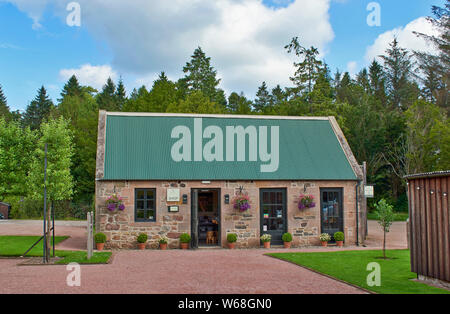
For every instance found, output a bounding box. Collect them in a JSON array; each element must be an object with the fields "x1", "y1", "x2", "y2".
[
  {"x1": 365, "y1": 17, "x2": 440, "y2": 64},
  {"x1": 7, "y1": 0, "x2": 335, "y2": 97},
  {"x1": 59, "y1": 64, "x2": 117, "y2": 90},
  {"x1": 346, "y1": 61, "x2": 358, "y2": 77}
]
